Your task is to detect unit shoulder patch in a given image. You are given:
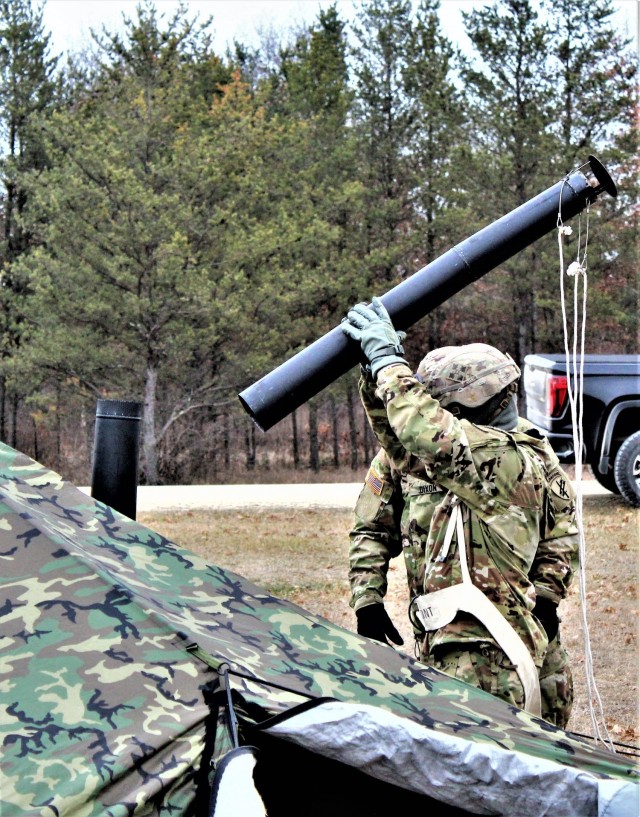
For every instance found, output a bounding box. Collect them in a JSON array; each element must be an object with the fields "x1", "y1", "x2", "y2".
[{"x1": 549, "y1": 470, "x2": 571, "y2": 501}]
